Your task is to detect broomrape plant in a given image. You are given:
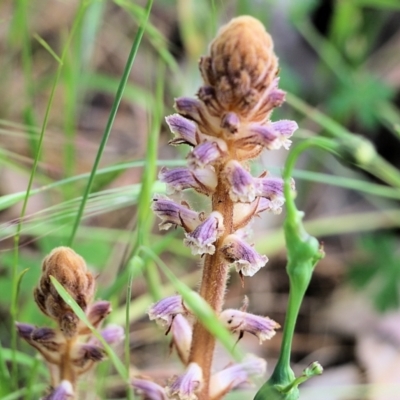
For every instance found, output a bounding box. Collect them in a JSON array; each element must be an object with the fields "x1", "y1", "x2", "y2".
[
  {"x1": 16, "y1": 15, "x2": 324, "y2": 400},
  {"x1": 137, "y1": 16, "x2": 321, "y2": 400}
]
